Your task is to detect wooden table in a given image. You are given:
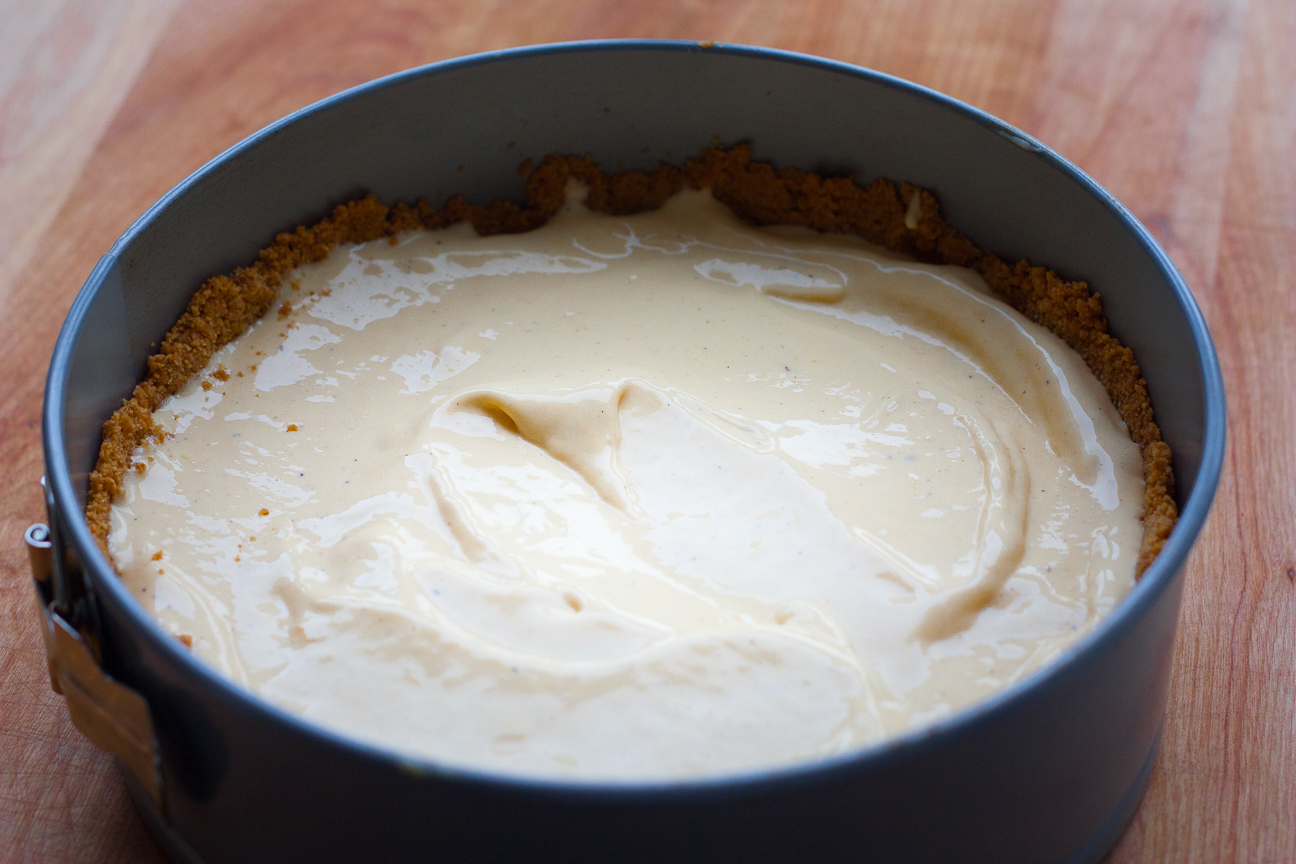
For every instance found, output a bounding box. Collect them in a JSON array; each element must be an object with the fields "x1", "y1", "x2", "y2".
[{"x1": 1, "y1": 1, "x2": 1292, "y2": 861}]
